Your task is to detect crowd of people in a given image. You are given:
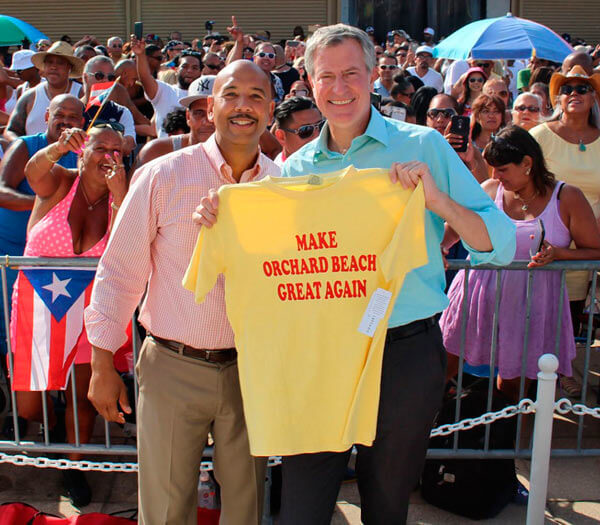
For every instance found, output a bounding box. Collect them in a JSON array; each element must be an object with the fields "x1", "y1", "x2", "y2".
[{"x1": 0, "y1": 16, "x2": 599, "y2": 524}]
